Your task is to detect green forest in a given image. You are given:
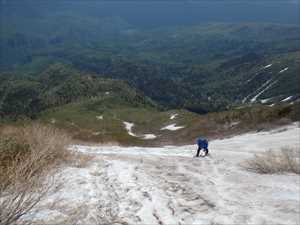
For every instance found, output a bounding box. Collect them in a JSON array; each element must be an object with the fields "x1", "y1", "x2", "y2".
[{"x1": 1, "y1": 2, "x2": 300, "y2": 121}]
